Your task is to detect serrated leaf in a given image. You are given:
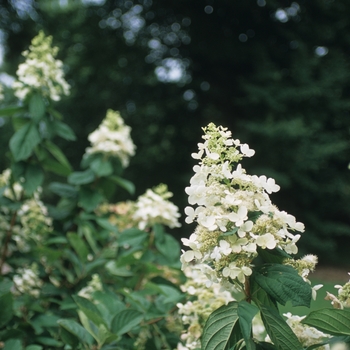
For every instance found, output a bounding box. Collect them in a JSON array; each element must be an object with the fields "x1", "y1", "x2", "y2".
[
  {"x1": 238, "y1": 301, "x2": 259, "y2": 350},
  {"x1": 58, "y1": 319, "x2": 94, "y2": 345},
  {"x1": 111, "y1": 309, "x2": 143, "y2": 335},
  {"x1": 9, "y1": 122, "x2": 41, "y2": 161},
  {"x1": 250, "y1": 275, "x2": 278, "y2": 310},
  {"x1": 254, "y1": 264, "x2": 312, "y2": 307},
  {"x1": 257, "y1": 247, "x2": 292, "y2": 264},
  {"x1": 29, "y1": 93, "x2": 46, "y2": 122},
  {"x1": 260, "y1": 306, "x2": 302, "y2": 350},
  {"x1": 302, "y1": 309, "x2": 350, "y2": 336},
  {"x1": 201, "y1": 301, "x2": 239, "y2": 350}
]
